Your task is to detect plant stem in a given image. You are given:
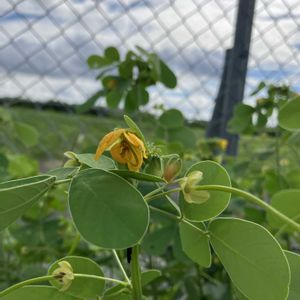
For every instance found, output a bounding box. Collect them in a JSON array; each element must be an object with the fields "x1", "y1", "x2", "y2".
[
  {"x1": 131, "y1": 245, "x2": 143, "y2": 300},
  {"x1": 145, "y1": 188, "x2": 182, "y2": 201},
  {"x1": 0, "y1": 275, "x2": 54, "y2": 297},
  {"x1": 112, "y1": 250, "x2": 131, "y2": 286},
  {"x1": 74, "y1": 273, "x2": 127, "y2": 285},
  {"x1": 149, "y1": 205, "x2": 181, "y2": 221},
  {"x1": 54, "y1": 178, "x2": 72, "y2": 185},
  {"x1": 196, "y1": 185, "x2": 300, "y2": 232},
  {"x1": 0, "y1": 273, "x2": 128, "y2": 297},
  {"x1": 67, "y1": 234, "x2": 81, "y2": 256},
  {"x1": 181, "y1": 218, "x2": 207, "y2": 235},
  {"x1": 143, "y1": 179, "x2": 182, "y2": 200}
]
